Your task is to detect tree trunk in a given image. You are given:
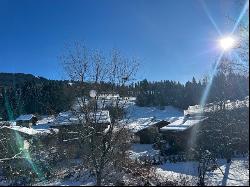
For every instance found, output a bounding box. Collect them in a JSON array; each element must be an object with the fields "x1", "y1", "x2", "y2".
[{"x1": 96, "y1": 172, "x2": 102, "y2": 186}]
